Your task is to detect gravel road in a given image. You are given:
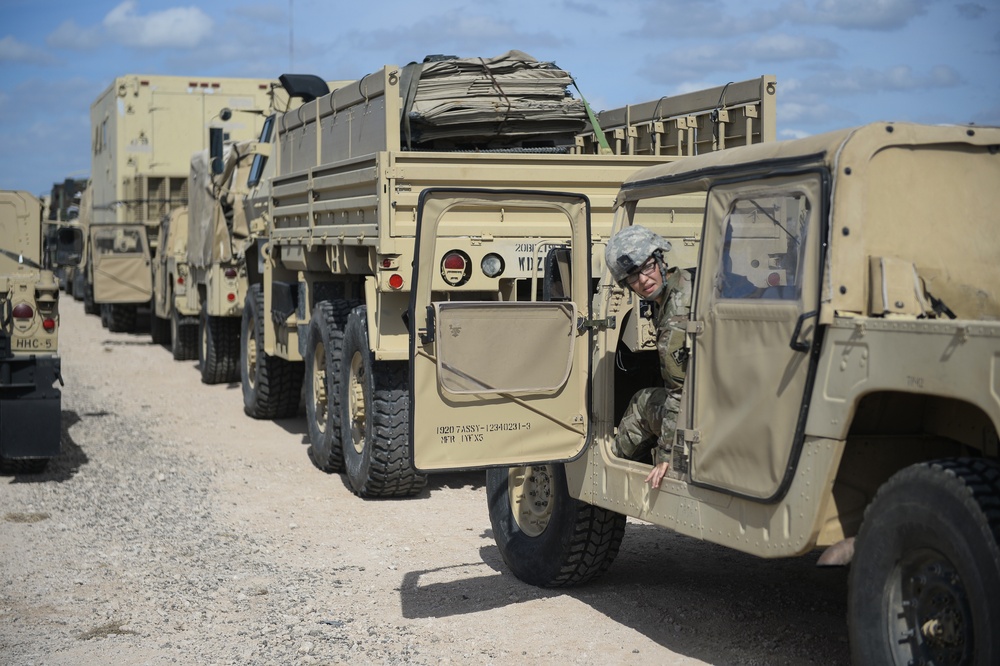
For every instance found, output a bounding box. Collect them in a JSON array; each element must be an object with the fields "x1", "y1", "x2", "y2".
[{"x1": 1, "y1": 298, "x2": 852, "y2": 665}]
